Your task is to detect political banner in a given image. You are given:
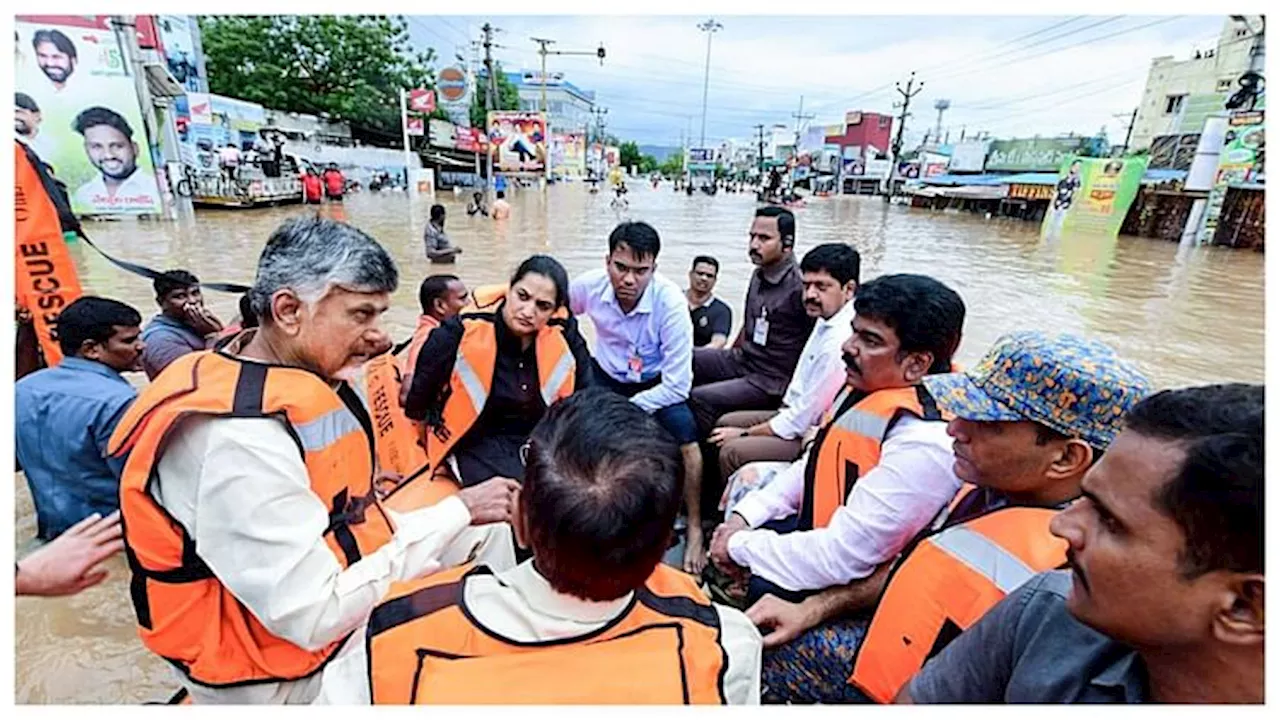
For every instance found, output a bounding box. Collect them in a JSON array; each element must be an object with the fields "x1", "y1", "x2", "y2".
[
  {"x1": 487, "y1": 111, "x2": 546, "y2": 173},
  {"x1": 16, "y1": 19, "x2": 163, "y2": 216},
  {"x1": 1198, "y1": 110, "x2": 1264, "y2": 243},
  {"x1": 1042, "y1": 156, "x2": 1148, "y2": 239}
]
